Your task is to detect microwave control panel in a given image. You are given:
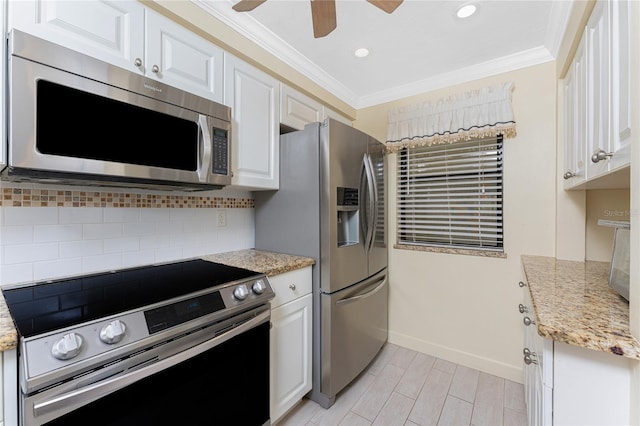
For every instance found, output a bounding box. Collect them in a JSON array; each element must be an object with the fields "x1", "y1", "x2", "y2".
[{"x1": 212, "y1": 128, "x2": 229, "y2": 175}]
